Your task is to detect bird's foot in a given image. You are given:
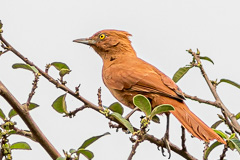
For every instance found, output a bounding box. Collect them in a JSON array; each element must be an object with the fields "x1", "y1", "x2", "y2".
[{"x1": 160, "y1": 132, "x2": 171, "y2": 159}]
